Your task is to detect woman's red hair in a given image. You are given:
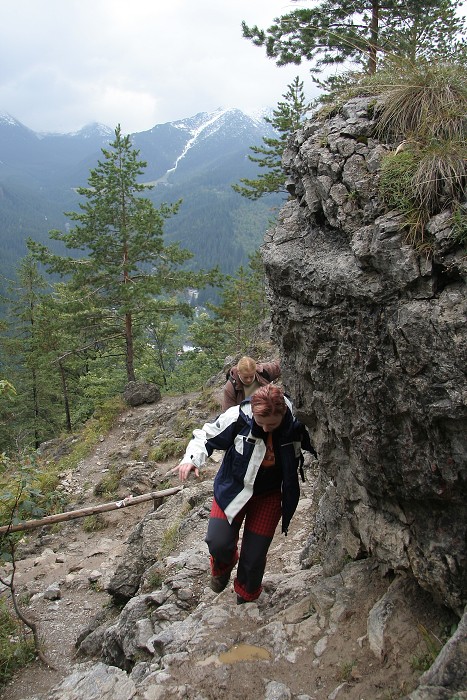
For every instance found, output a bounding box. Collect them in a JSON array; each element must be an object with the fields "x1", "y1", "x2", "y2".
[{"x1": 250, "y1": 384, "x2": 286, "y2": 417}]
